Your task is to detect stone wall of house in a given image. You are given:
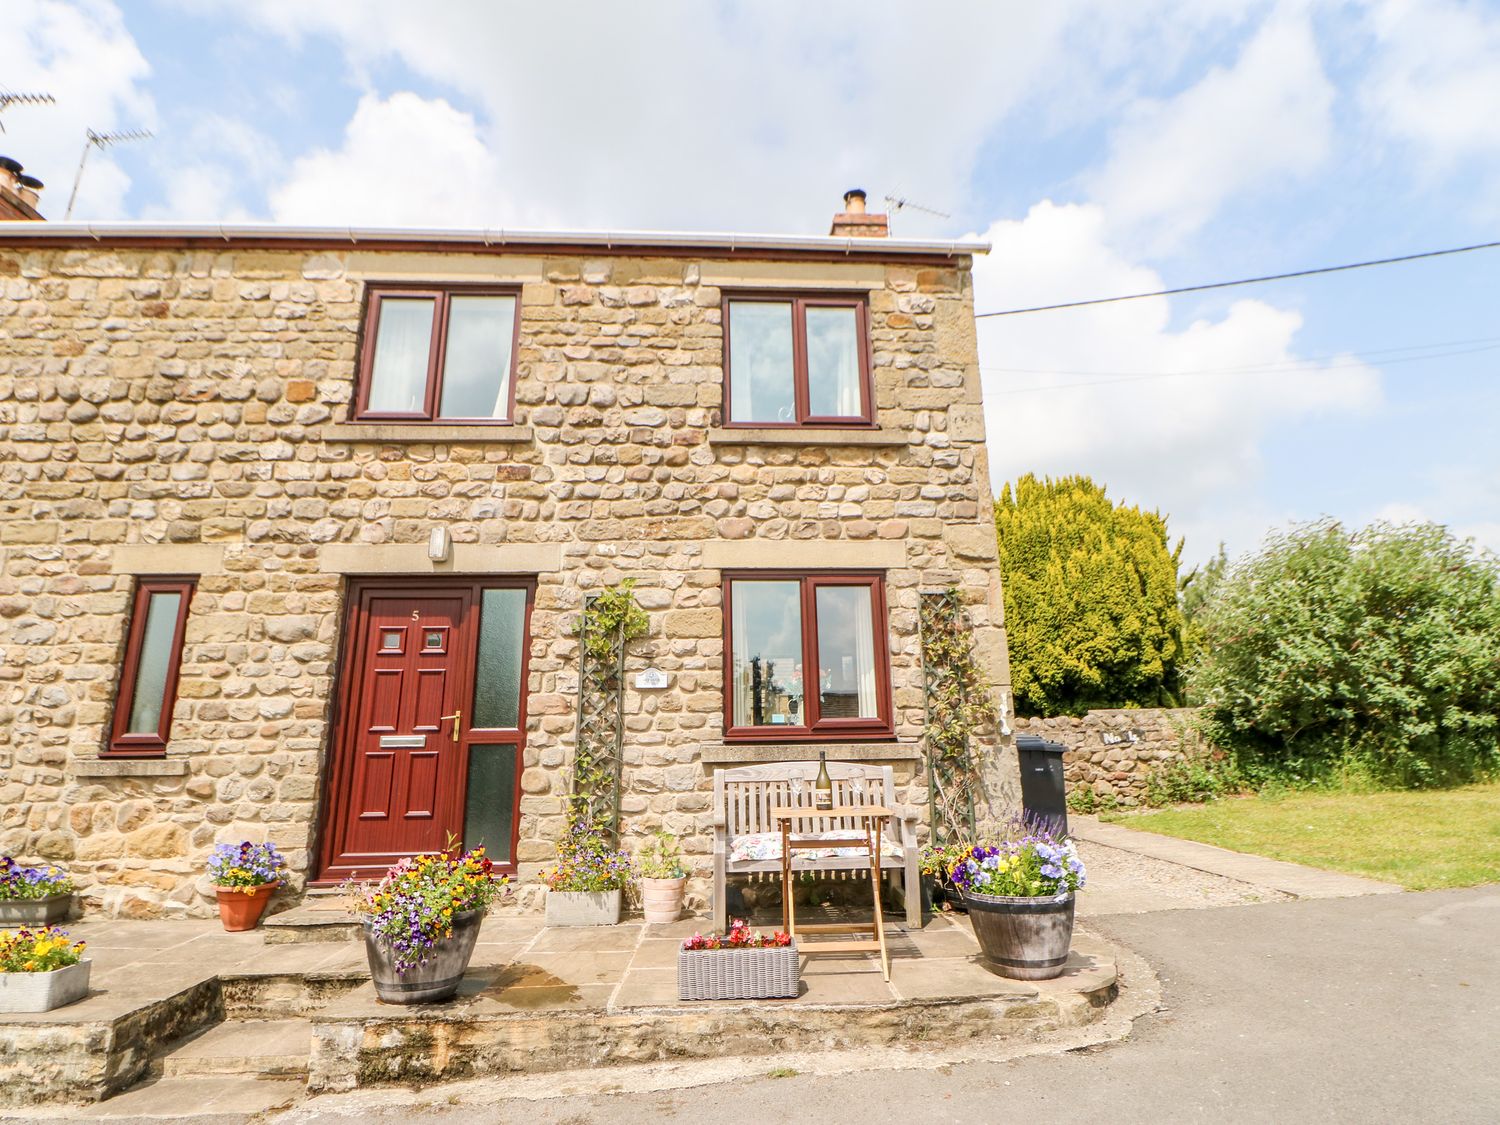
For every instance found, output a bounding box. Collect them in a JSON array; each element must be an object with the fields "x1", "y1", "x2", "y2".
[
  {"x1": 1011, "y1": 708, "x2": 1204, "y2": 807},
  {"x1": 0, "y1": 241, "x2": 1015, "y2": 917}
]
